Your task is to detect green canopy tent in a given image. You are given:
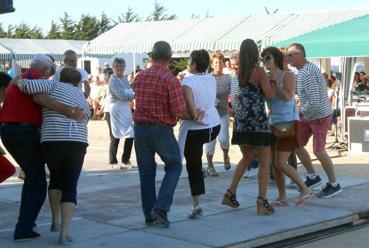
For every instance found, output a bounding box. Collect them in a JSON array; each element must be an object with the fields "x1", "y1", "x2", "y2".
[
  {"x1": 273, "y1": 15, "x2": 369, "y2": 141},
  {"x1": 272, "y1": 14, "x2": 369, "y2": 58}
]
